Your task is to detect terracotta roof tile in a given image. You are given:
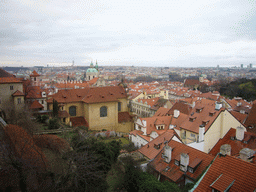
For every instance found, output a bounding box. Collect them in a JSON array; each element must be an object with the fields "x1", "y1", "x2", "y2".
[
  {"x1": 58, "y1": 110, "x2": 70, "y2": 118},
  {"x1": 0, "y1": 77, "x2": 22, "y2": 84},
  {"x1": 194, "y1": 155, "x2": 256, "y2": 191},
  {"x1": 118, "y1": 112, "x2": 133, "y2": 123},
  {"x1": 0, "y1": 68, "x2": 14, "y2": 77},
  {"x1": 30, "y1": 100, "x2": 44, "y2": 109},
  {"x1": 47, "y1": 86, "x2": 127, "y2": 104},
  {"x1": 138, "y1": 130, "x2": 177, "y2": 160},
  {"x1": 230, "y1": 111, "x2": 247, "y2": 124},
  {"x1": 245, "y1": 102, "x2": 256, "y2": 133},
  {"x1": 70, "y1": 116, "x2": 89, "y2": 127},
  {"x1": 30, "y1": 70, "x2": 40, "y2": 77},
  {"x1": 180, "y1": 99, "x2": 224, "y2": 134},
  {"x1": 209, "y1": 128, "x2": 256, "y2": 157},
  {"x1": 12, "y1": 90, "x2": 25, "y2": 96},
  {"x1": 149, "y1": 140, "x2": 214, "y2": 182}
]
